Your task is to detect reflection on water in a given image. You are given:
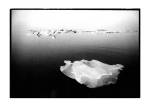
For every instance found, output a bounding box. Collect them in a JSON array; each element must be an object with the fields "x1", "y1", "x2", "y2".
[{"x1": 12, "y1": 27, "x2": 139, "y2": 62}]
